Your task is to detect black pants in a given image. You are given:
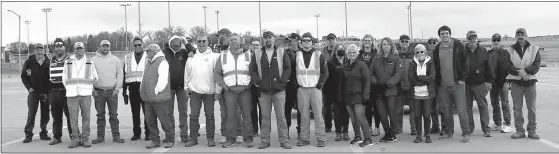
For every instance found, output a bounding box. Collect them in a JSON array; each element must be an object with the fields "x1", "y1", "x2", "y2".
[
  {"x1": 323, "y1": 95, "x2": 334, "y2": 130},
  {"x1": 334, "y1": 102, "x2": 349, "y2": 133},
  {"x1": 376, "y1": 95, "x2": 397, "y2": 134},
  {"x1": 24, "y1": 91, "x2": 50, "y2": 137},
  {"x1": 49, "y1": 89, "x2": 72, "y2": 140},
  {"x1": 414, "y1": 99, "x2": 432, "y2": 136},
  {"x1": 366, "y1": 94, "x2": 381, "y2": 128},
  {"x1": 129, "y1": 84, "x2": 149, "y2": 137},
  {"x1": 251, "y1": 86, "x2": 262, "y2": 135},
  {"x1": 285, "y1": 87, "x2": 301, "y2": 135}
]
